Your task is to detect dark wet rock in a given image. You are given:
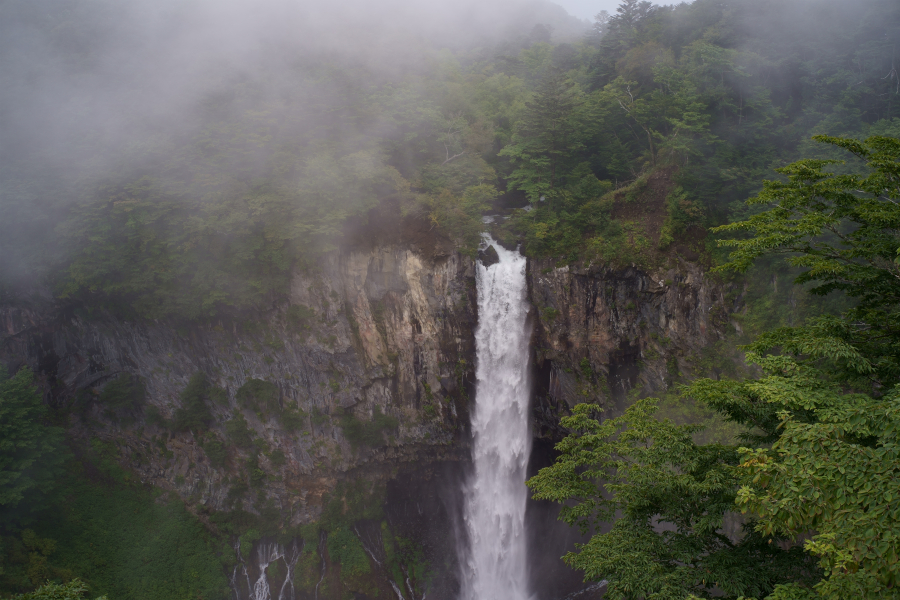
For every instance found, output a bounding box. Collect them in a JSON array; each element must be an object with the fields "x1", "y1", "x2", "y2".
[
  {"x1": 0, "y1": 245, "x2": 478, "y2": 522},
  {"x1": 528, "y1": 258, "x2": 742, "y2": 433},
  {"x1": 478, "y1": 245, "x2": 500, "y2": 267}
]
